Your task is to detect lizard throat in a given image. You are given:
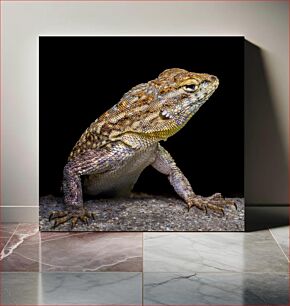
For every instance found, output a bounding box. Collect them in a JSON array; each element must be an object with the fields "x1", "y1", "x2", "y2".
[
  {"x1": 140, "y1": 103, "x2": 202, "y2": 141},
  {"x1": 140, "y1": 121, "x2": 186, "y2": 140}
]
